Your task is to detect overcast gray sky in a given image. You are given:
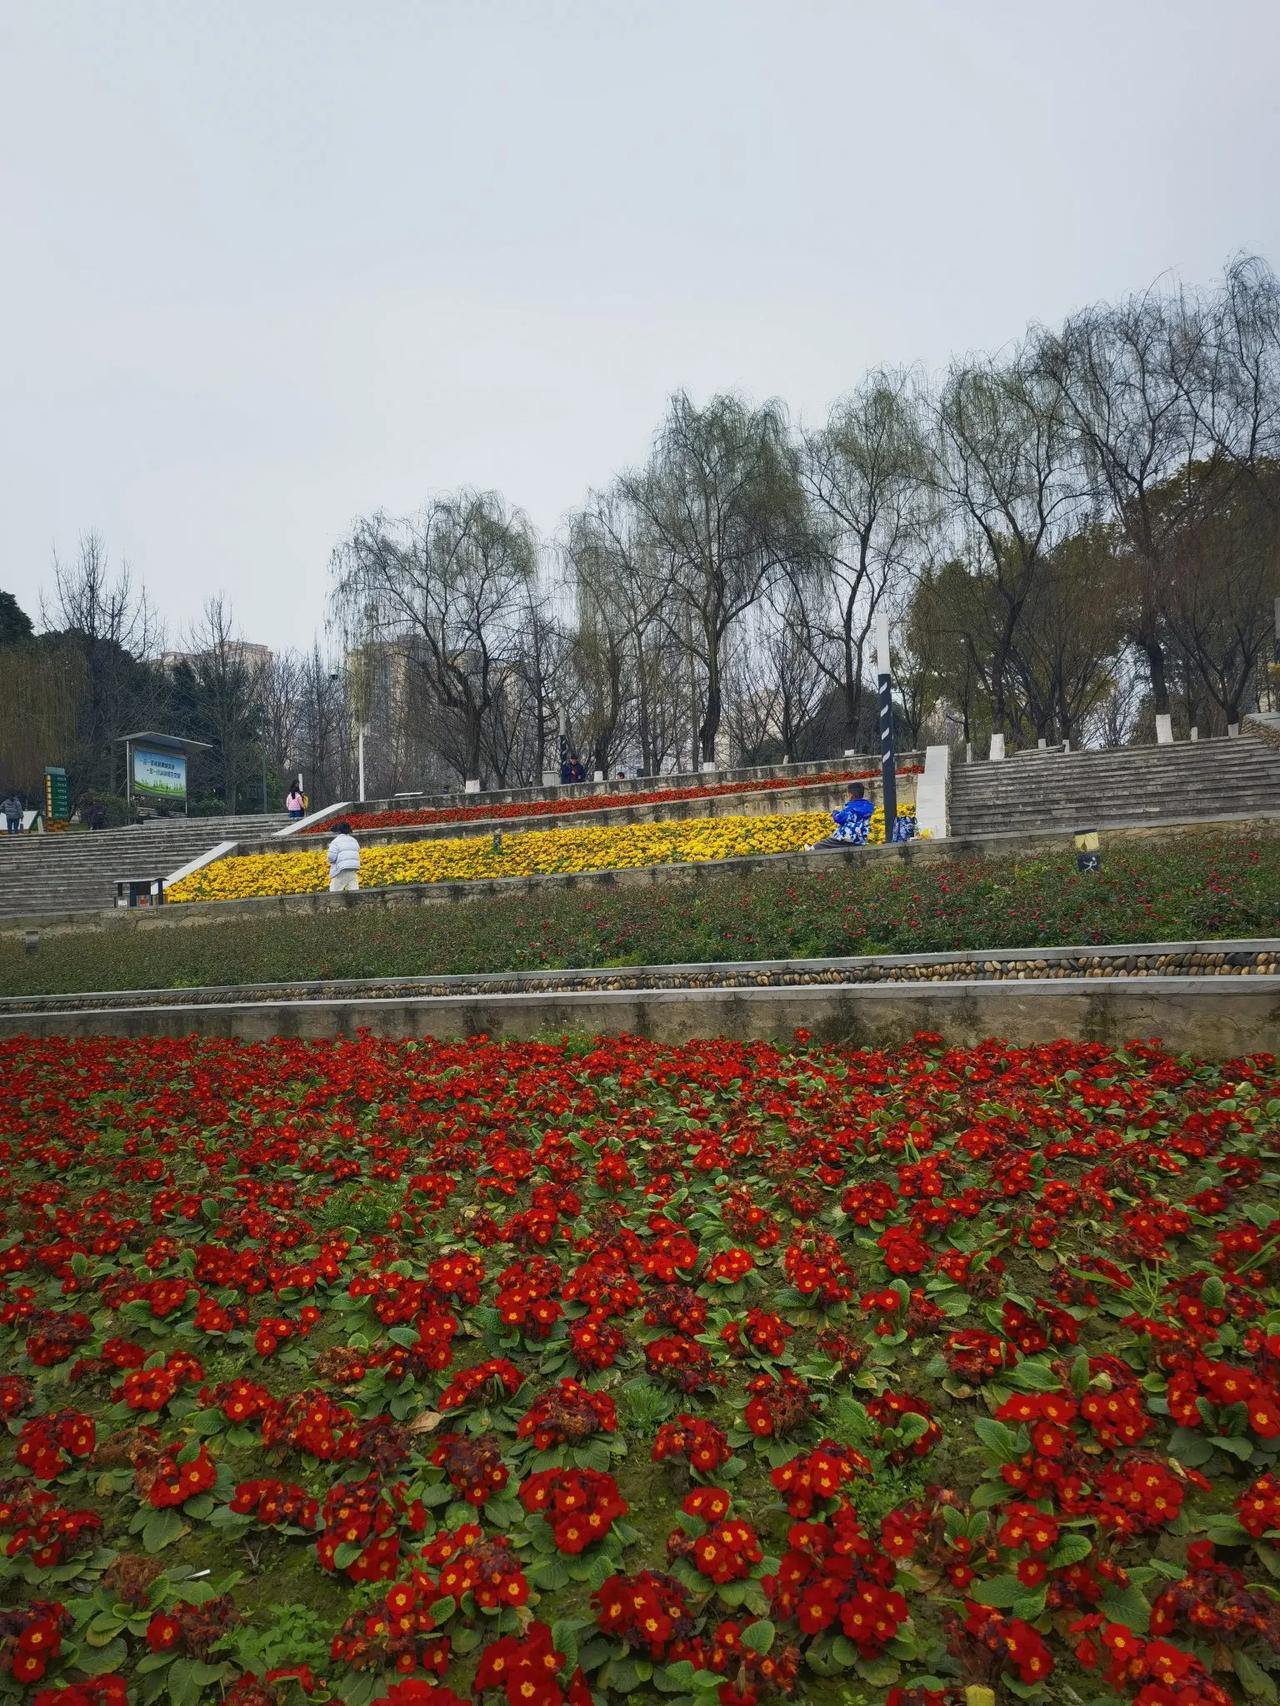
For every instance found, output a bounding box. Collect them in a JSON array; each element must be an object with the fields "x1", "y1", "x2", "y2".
[{"x1": 2, "y1": 0, "x2": 1277, "y2": 651}]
